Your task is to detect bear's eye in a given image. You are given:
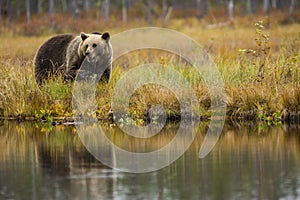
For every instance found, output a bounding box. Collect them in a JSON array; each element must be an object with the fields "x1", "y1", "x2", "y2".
[
  {"x1": 92, "y1": 44, "x2": 97, "y2": 48},
  {"x1": 85, "y1": 44, "x2": 88, "y2": 49}
]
